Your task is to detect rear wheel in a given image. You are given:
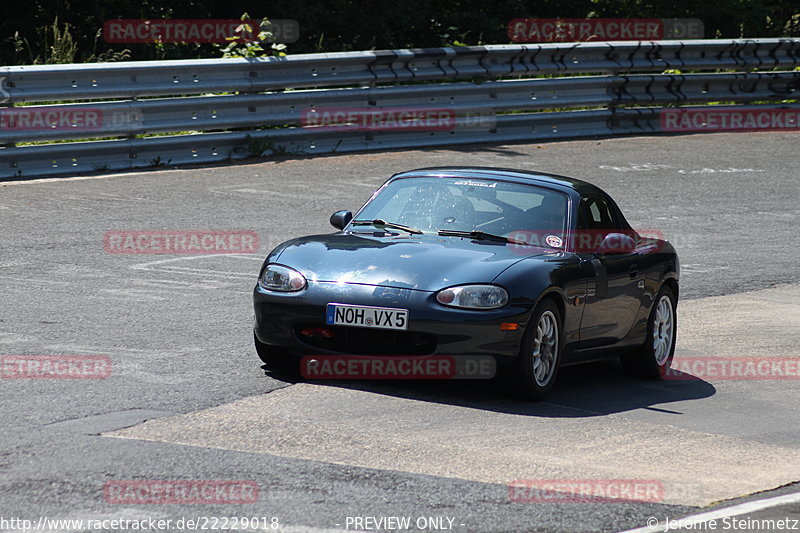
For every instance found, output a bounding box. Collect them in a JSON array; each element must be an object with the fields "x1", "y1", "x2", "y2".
[
  {"x1": 511, "y1": 299, "x2": 563, "y2": 400},
  {"x1": 621, "y1": 285, "x2": 677, "y2": 378}
]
